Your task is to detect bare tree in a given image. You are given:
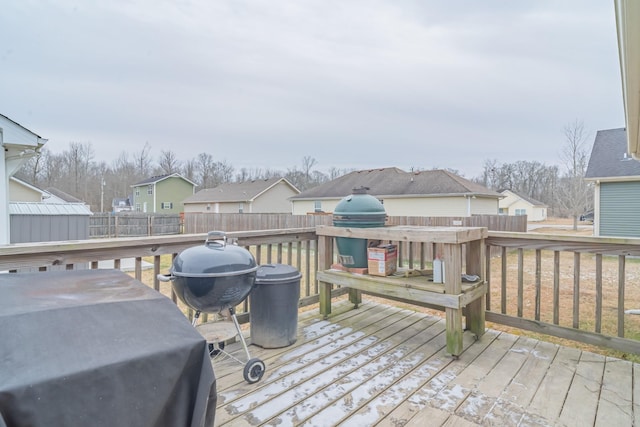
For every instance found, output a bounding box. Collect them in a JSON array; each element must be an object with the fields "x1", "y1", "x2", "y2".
[
  {"x1": 557, "y1": 120, "x2": 591, "y2": 229},
  {"x1": 158, "y1": 150, "x2": 181, "y2": 174},
  {"x1": 196, "y1": 153, "x2": 215, "y2": 188},
  {"x1": 112, "y1": 152, "x2": 137, "y2": 197},
  {"x1": 132, "y1": 142, "x2": 152, "y2": 179}
]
